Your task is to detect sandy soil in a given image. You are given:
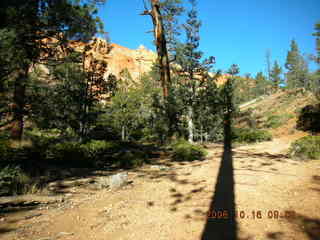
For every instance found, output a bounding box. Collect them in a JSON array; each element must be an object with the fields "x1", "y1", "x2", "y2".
[{"x1": 0, "y1": 138, "x2": 319, "y2": 240}]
